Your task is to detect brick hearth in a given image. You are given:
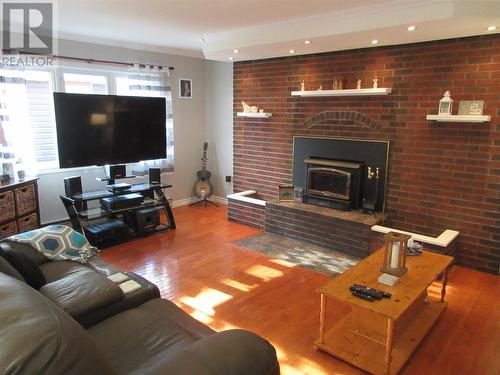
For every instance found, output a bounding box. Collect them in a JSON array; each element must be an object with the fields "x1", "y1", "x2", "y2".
[
  {"x1": 265, "y1": 201, "x2": 387, "y2": 258},
  {"x1": 233, "y1": 34, "x2": 500, "y2": 274}
]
